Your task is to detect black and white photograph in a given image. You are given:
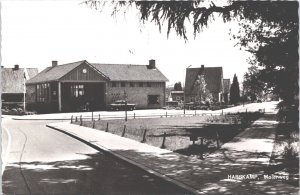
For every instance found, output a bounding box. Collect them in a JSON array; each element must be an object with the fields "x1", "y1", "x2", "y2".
[{"x1": 1, "y1": 0, "x2": 299, "y2": 194}]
